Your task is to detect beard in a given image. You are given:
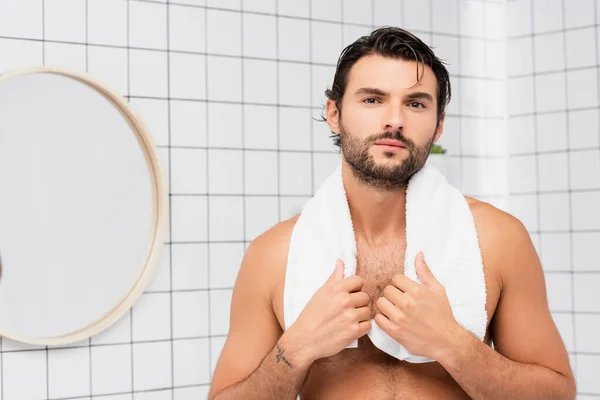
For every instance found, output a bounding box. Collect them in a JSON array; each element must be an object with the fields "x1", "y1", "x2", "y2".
[{"x1": 338, "y1": 118, "x2": 436, "y2": 192}]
